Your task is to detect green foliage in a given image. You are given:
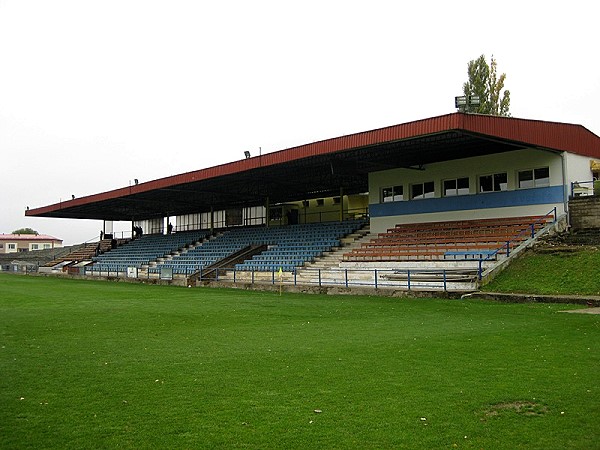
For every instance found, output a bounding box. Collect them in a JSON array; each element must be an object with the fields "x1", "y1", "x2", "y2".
[
  {"x1": 483, "y1": 247, "x2": 600, "y2": 295},
  {"x1": 11, "y1": 227, "x2": 38, "y2": 235},
  {"x1": 462, "y1": 54, "x2": 511, "y2": 116},
  {"x1": 1, "y1": 275, "x2": 598, "y2": 449}
]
